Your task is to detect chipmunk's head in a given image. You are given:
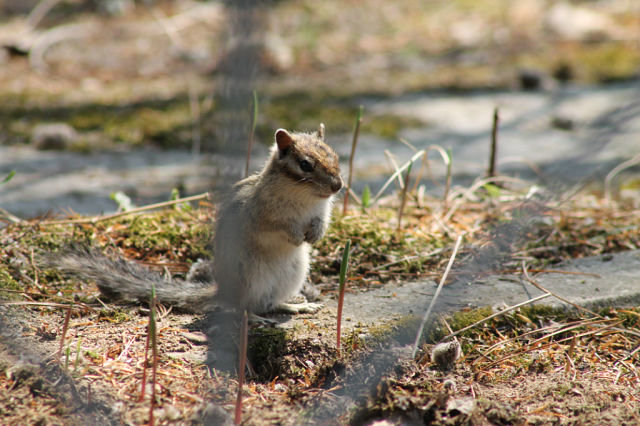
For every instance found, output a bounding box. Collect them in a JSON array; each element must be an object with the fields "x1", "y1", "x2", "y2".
[{"x1": 273, "y1": 123, "x2": 343, "y2": 198}]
